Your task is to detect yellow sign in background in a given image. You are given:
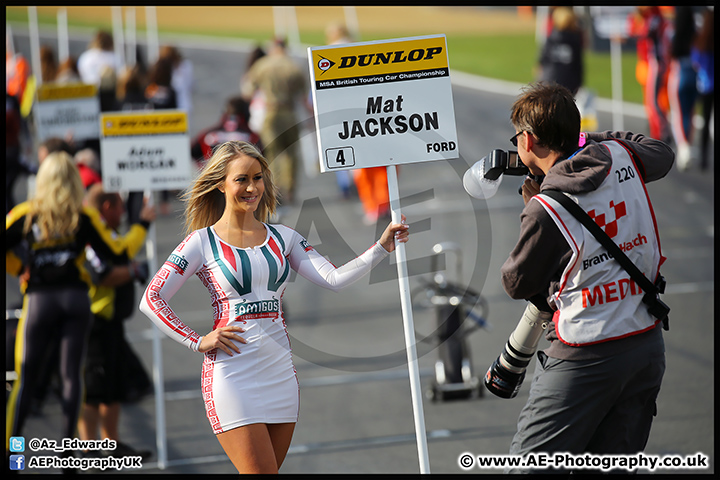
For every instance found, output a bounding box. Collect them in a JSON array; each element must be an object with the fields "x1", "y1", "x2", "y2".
[
  {"x1": 101, "y1": 111, "x2": 188, "y2": 137},
  {"x1": 36, "y1": 83, "x2": 97, "y2": 102}
]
